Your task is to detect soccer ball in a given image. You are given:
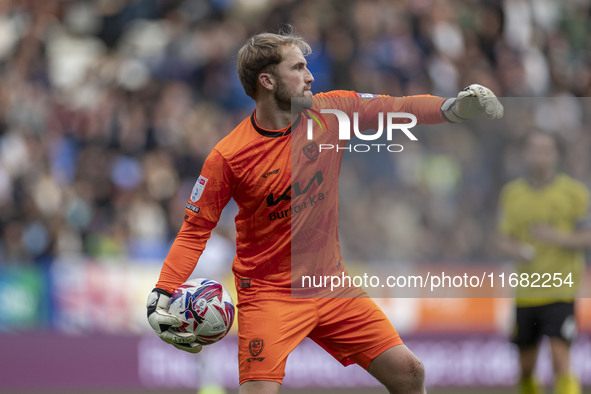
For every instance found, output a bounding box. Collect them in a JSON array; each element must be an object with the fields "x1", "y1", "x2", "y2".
[{"x1": 168, "y1": 278, "x2": 235, "y2": 345}]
